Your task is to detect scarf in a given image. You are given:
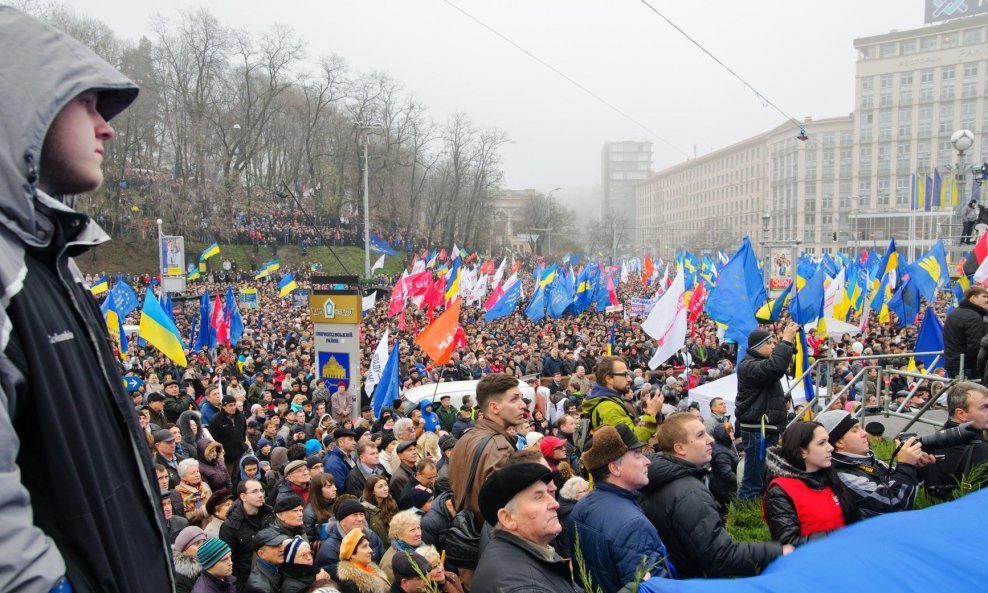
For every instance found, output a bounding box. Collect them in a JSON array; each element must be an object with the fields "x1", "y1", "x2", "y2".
[{"x1": 391, "y1": 538, "x2": 417, "y2": 553}]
